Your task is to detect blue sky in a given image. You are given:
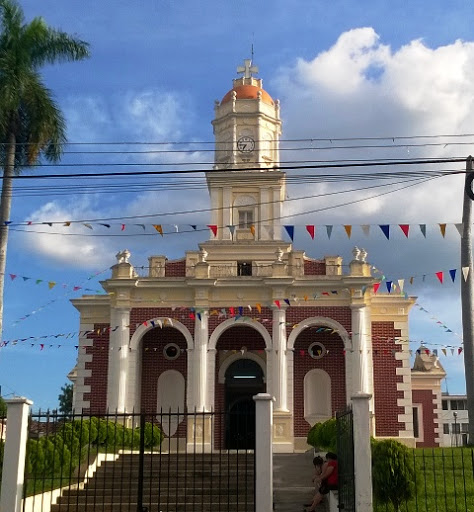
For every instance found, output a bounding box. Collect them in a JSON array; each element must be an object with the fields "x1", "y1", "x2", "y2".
[{"x1": 1, "y1": 0, "x2": 473, "y2": 408}]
